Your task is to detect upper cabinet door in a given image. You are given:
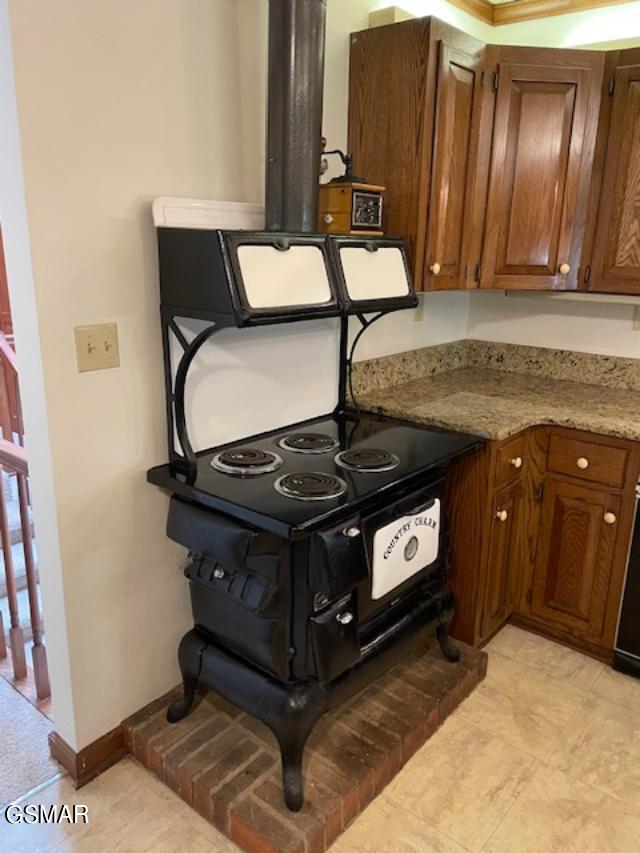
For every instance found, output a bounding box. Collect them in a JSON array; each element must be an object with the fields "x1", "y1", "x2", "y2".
[
  {"x1": 480, "y1": 50, "x2": 603, "y2": 290},
  {"x1": 588, "y1": 63, "x2": 640, "y2": 293},
  {"x1": 425, "y1": 41, "x2": 487, "y2": 291}
]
